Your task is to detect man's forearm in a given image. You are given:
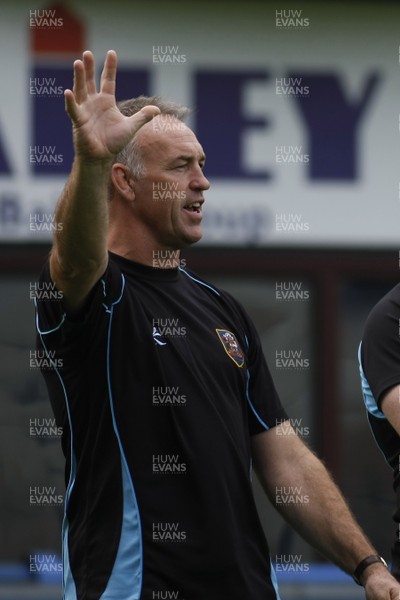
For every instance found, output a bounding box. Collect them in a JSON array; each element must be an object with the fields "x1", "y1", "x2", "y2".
[
  {"x1": 52, "y1": 157, "x2": 111, "y2": 277},
  {"x1": 263, "y1": 447, "x2": 376, "y2": 574},
  {"x1": 47, "y1": 50, "x2": 159, "y2": 312},
  {"x1": 252, "y1": 428, "x2": 387, "y2": 582}
]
